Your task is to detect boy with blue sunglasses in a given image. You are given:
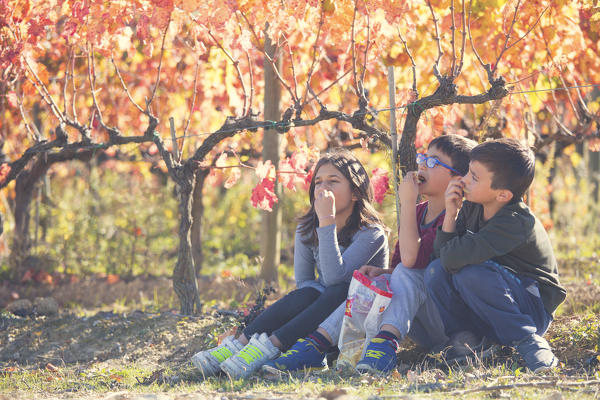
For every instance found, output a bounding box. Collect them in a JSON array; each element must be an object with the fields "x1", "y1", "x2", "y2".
[
  {"x1": 263, "y1": 134, "x2": 477, "y2": 374},
  {"x1": 425, "y1": 138, "x2": 566, "y2": 373}
]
